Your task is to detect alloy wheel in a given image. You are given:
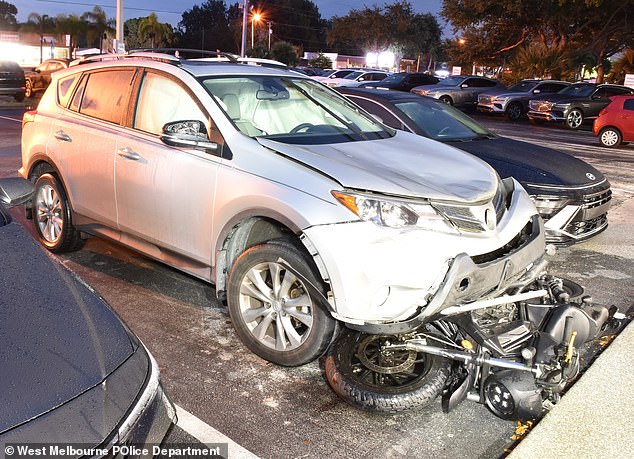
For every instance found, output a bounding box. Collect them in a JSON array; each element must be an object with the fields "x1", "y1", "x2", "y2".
[
  {"x1": 566, "y1": 110, "x2": 583, "y2": 129},
  {"x1": 238, "y1": 261, "x2": 314, "y2": 351},
  {"x1": 35, "y1": 183, "x2": 64, "y2": 244}
]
